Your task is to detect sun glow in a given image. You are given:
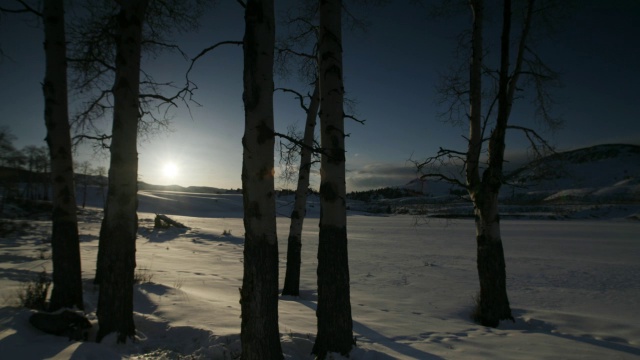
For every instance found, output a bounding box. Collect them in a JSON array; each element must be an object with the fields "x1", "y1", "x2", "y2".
[{"x1": 162, "y1": 162, "x2": 179, "y2": 179}]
